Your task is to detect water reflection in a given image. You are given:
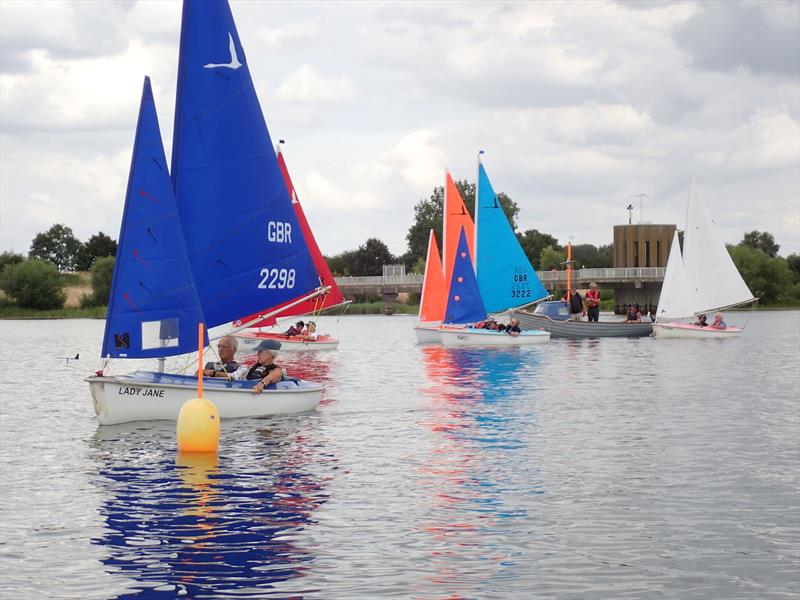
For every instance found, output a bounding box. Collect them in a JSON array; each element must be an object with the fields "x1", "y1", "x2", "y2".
[
  {"x1": 89, "y1": 421, "x2": 327, "y2": 598},
  {"x1": 414, "y1": 346, "x2": 546, "y2": 597}
]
